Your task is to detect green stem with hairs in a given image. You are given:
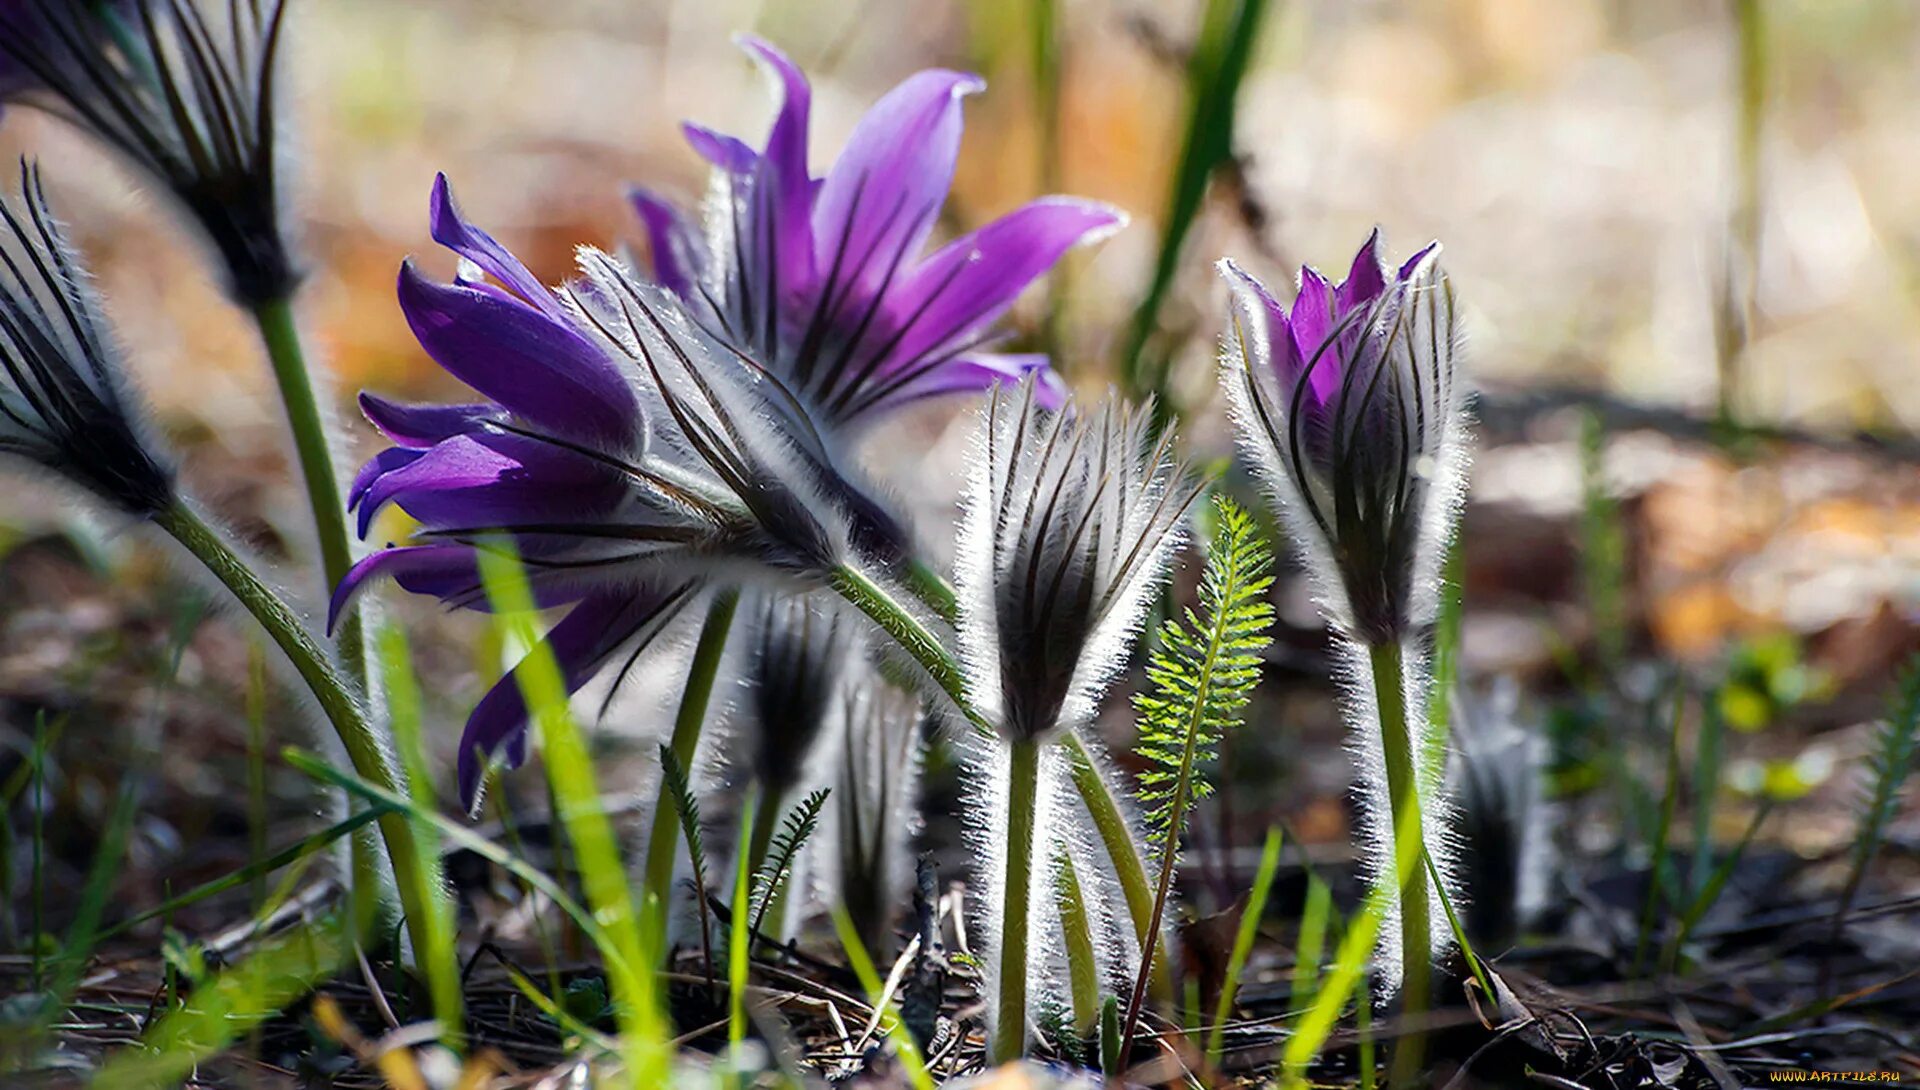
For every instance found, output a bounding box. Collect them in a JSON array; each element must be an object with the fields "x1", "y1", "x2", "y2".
[
  {"x1": 993, "y1": 736, "x2": 1041, "y2": 1063},
  {"x1": 154, "y1": 501, "x2": 431, "y2": 959},
  {"x1": 643, "y1": 588, "x2": 740, "y2": 938},
  {"x1": 1369, "y1": 640, "x2": 1430, "y2": 1089},
  {"x1": 250, "y1": 298, "x2": 363, "y2": 679},
  {"x1": 845, "y1": 562, "x2": 1174, "y2": 1003},
  {"x1": 1062, "y1": 732, "x2": 1172, "y2": 1003}
]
